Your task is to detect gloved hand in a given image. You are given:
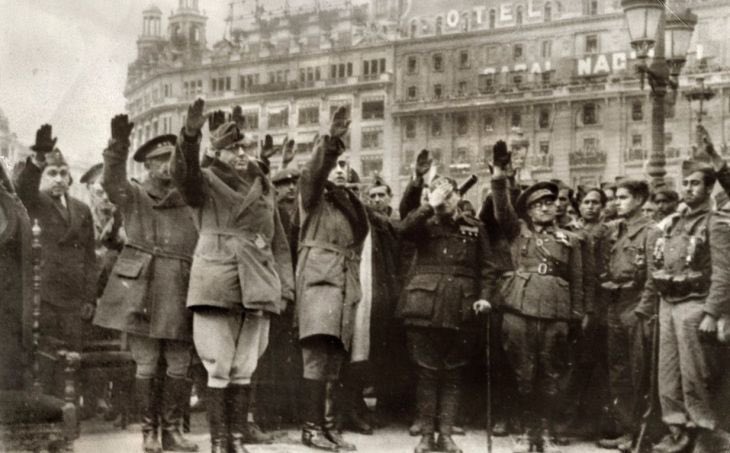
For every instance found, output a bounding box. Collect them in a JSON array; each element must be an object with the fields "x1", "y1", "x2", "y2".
[
  {"x1": 32, "y1": 124, "x2": 57, "y2": 163},
  {"x1": 111, "y1": 114, "x2": 134, "y2": 147},
  {"x1": 185, "y1": 98, "x2": 207, "y2": 136},
  {"x1": 415, "y1": 149, "x2": 432, "y2": 179},
  {"x1": 492, "y1": 140, "x2": 511, "y2": 170},
  {"x1": 260, "y1": 134, "x2": 277, "y2": 159},
  {"x1": 208, "y1": 110, "x2": 227, "y2": 133}
]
